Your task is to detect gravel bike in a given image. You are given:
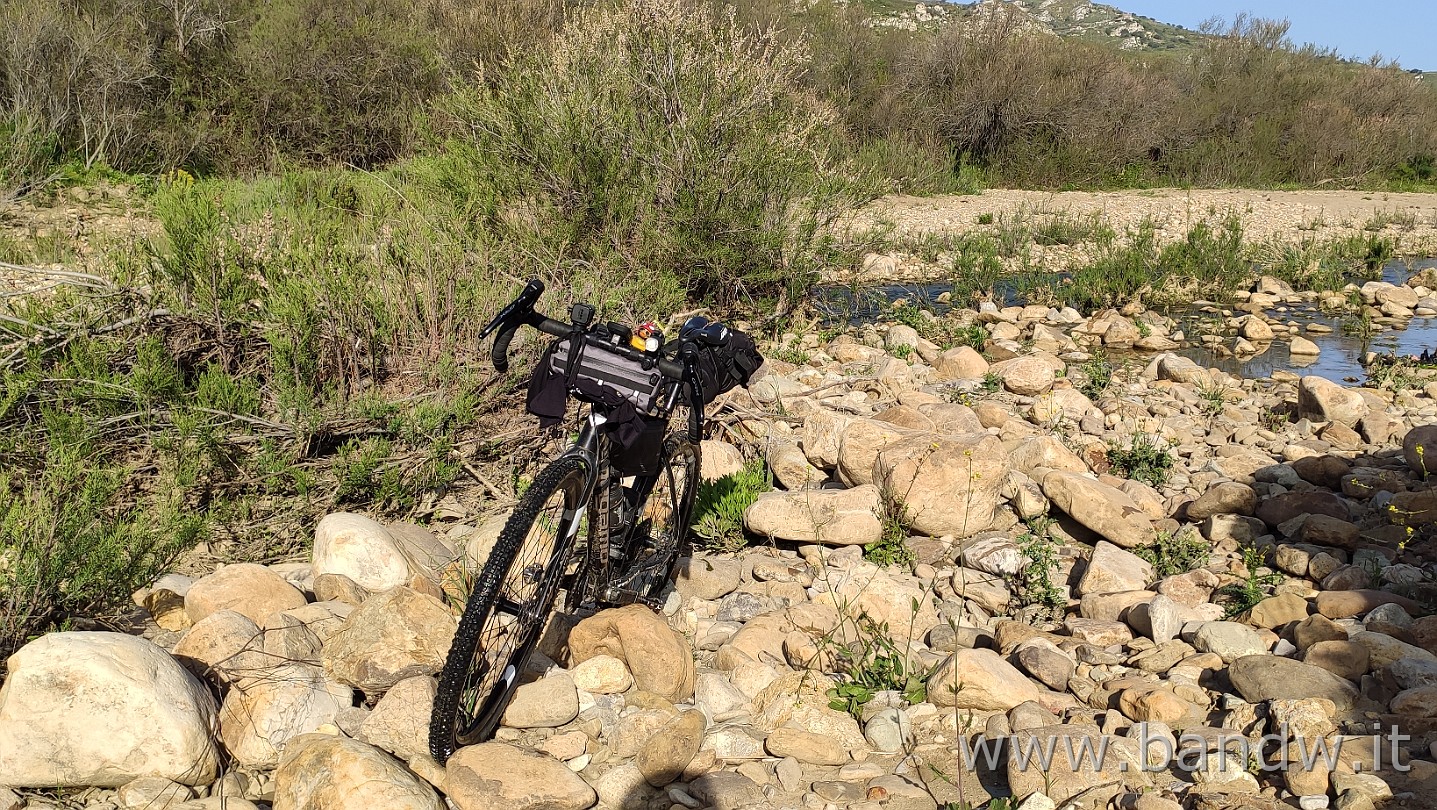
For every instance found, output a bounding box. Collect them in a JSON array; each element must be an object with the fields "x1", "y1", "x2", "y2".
[{"x1": 429, "y1": 279, "x2": 736, "y2": 763}]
